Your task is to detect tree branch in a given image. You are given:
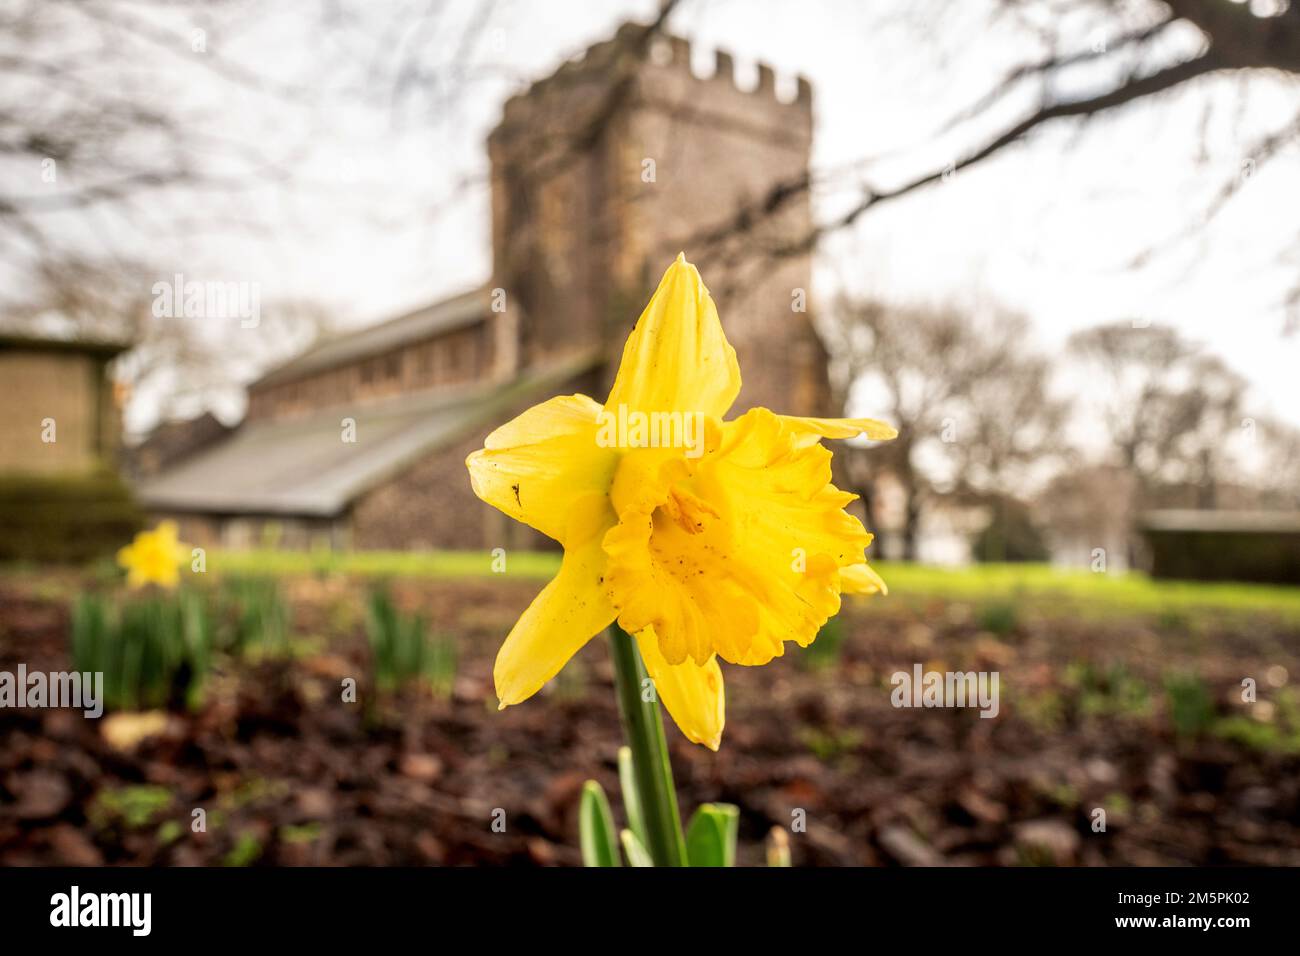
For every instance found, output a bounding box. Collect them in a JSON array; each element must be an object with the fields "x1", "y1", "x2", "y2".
[
  {"x1": 1162, "y1": 0, "x2": 1300, "y2": 72},
  {"x1": 694, "y1": 50, "x2": 1225, "y2": 261}
]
